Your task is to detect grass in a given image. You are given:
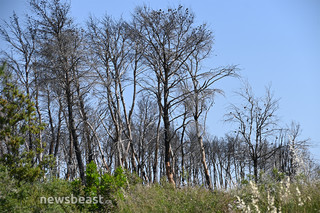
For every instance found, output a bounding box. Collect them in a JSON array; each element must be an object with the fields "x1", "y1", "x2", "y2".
[
  {"x1": 1, "y1": 165, "x2": 320, "y2": 213},
  {"x1": 232, "y1": 177, "x2": 320, "y2": 213},
  {"x1": 116, "y1": 181, "x2": 320, "y2": 213},
  {"x1": 117, "y1": 184, "x2": 233, "y2": 213}
]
